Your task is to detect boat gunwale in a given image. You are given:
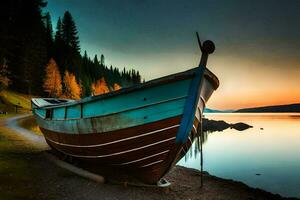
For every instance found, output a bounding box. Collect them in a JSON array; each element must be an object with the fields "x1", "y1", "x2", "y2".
[
  {"x1": 32, "y1": 67, "x2": 219, "y2": 110},
  {"x1": 34, "y1": 95, "x2": 187, "y2": 121}
]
